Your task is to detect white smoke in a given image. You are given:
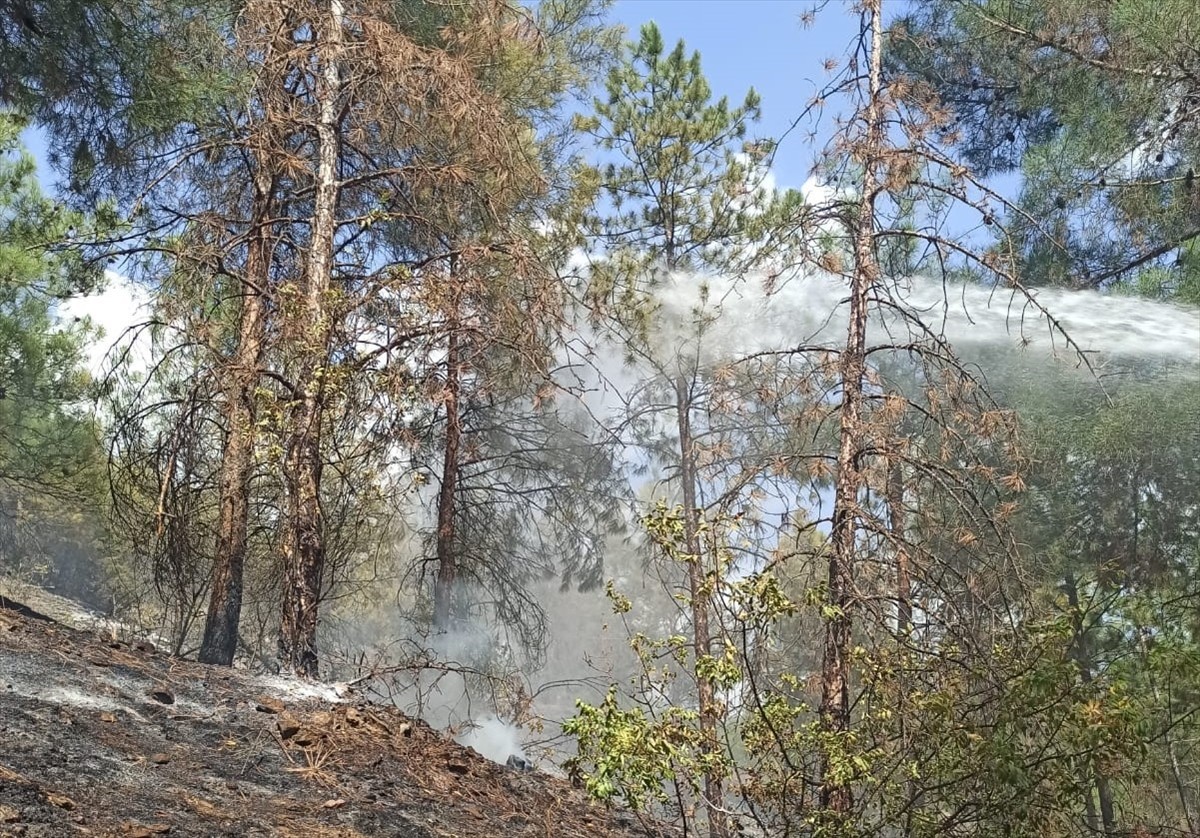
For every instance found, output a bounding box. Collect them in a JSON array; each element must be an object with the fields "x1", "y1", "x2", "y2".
[
  {"x1": 456, "y1": 715, "x2": 528, "y2": 766},
  {"x1": 357, "y1": 263, "x2": 1199, "y2": 774},
  {"x1": 650, "y1": 270, "x2": 1200, "y2": 370}
]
